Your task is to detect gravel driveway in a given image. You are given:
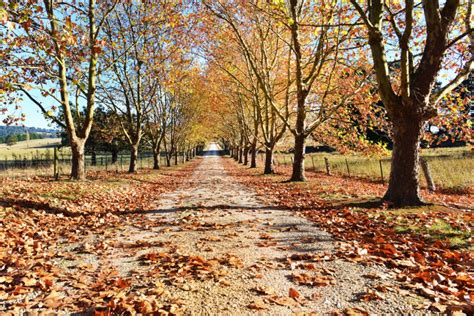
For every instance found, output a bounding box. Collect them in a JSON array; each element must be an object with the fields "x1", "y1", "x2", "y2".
[{"x1": 102, "y1": 155, "x2": 422, "y2": 315}]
